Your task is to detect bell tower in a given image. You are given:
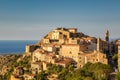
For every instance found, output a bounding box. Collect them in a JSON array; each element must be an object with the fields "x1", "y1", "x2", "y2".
[{"x1": 105, "y1": 30, "x2": 109, "y2": 42}]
